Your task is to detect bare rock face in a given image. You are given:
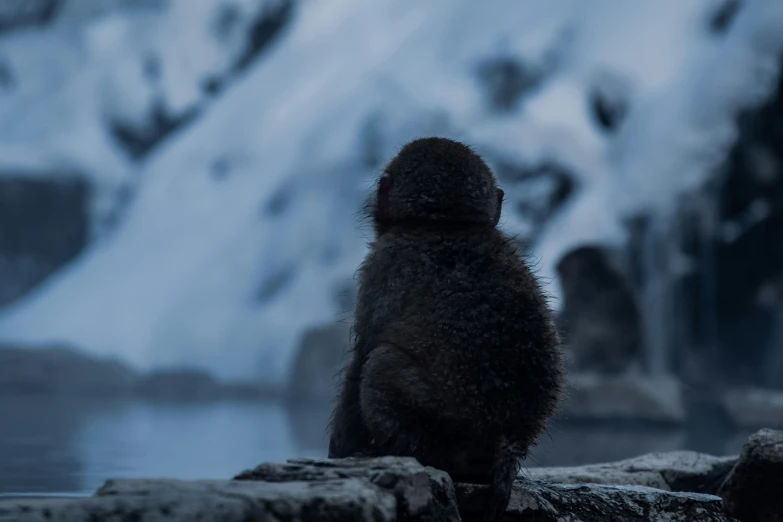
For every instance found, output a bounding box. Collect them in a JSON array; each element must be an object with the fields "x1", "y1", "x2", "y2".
[
  {"x1": 559, "y1": 372, "x2": 686, "y2": 424},
  {"x1": 524, "y1": 450, "x2": 737, "y2": 495},
  {"x1": 719, "y1": 428, "x2": 783, "y2": 522}
]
